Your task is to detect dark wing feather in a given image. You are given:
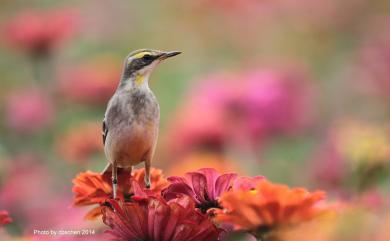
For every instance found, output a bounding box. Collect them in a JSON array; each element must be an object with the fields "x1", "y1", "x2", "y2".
[{"x1": 102, "y1": 117, "x2": 108, "y2": 146}]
